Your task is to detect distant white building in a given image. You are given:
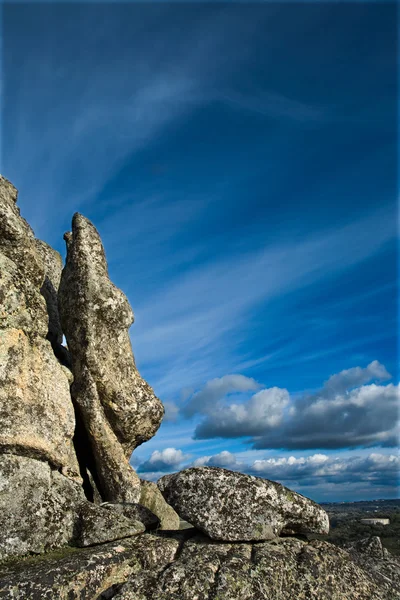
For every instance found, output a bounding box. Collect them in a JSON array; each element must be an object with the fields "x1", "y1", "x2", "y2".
[{"x1": 360, "y1": 518, "x2": 390, "y2": 526}]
